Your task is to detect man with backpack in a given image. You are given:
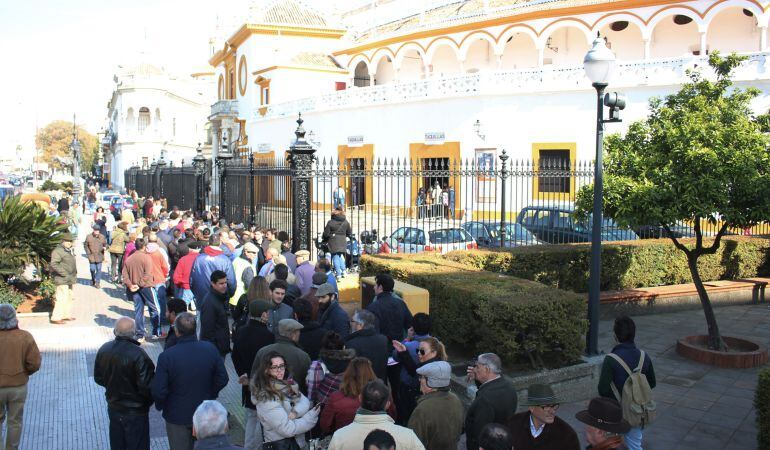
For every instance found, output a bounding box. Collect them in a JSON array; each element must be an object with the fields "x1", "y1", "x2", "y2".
[{"x1": 598, "y1": 315, "x2": 656, "y2": 450}]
